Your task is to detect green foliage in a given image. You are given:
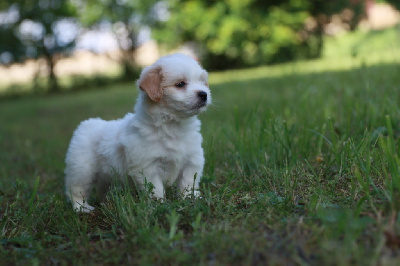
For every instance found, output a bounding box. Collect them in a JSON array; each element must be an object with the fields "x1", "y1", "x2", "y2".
[
  {"x1": 0, "y1": 0, "x2": 78, "y2": 91},
  {"x1": 385, "y1": 0, "x2": 400, "y2": 10},
  {"x1": 0, "y1": 6, "x2": 25, "y2": 64},
  {"x1": 154, "y1": 0, "x2": 308, "y2": 69},
  {"x1": 154, "y1": 0, "x2": 364, "y2": 69},
  {"x1": 308, "y1": 0, "x2": 364, "y2": 17},
  {"x1": 0, "y1": 0, "x2": 78, "y2": 59},
  {"x1": 75, "y1": 0, "x2": 158, "y2": 79},
  {"x1": 78, "y1": 0, "x2": 157, "y2": 27}
]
